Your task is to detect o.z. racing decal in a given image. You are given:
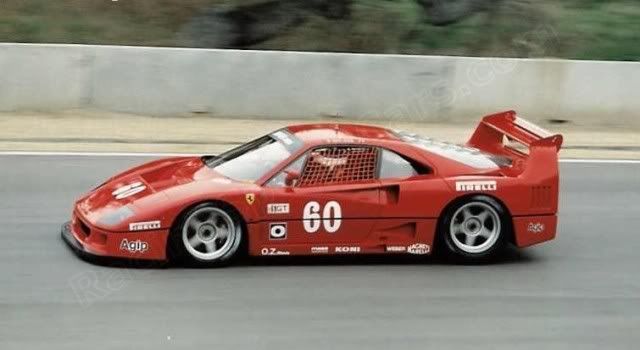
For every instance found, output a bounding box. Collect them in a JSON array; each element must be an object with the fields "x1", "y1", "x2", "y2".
[
  {"x1": 302, "y1": 201, "x2": 342, "y2": 233},
  {"x1": 260, "y1": 247, "x2": 290, "y2": 256}
]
